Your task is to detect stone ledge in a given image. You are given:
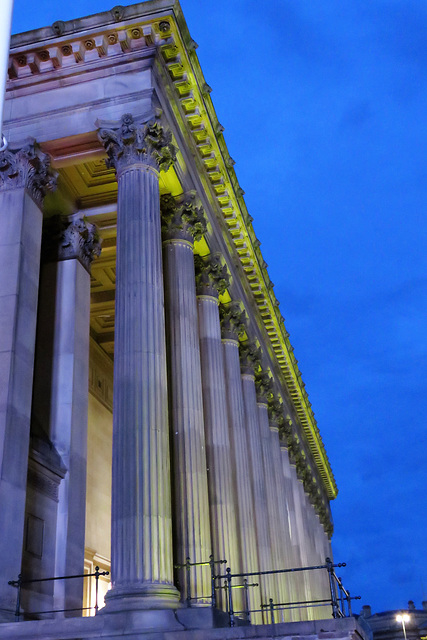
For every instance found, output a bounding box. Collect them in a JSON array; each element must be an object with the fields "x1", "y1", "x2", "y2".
[{"x1": 0, "y1": 614, "x2": 369, "y2": 640}]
